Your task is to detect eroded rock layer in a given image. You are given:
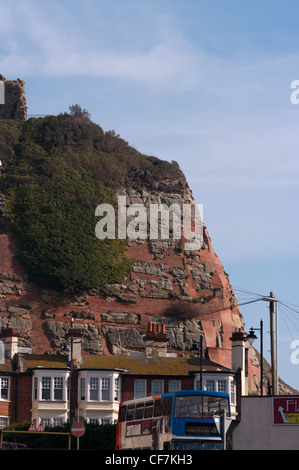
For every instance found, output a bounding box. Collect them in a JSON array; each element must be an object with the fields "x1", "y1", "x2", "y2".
[{"x1": 0, "y1": 181, "x2": 245, "y2": 371}]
